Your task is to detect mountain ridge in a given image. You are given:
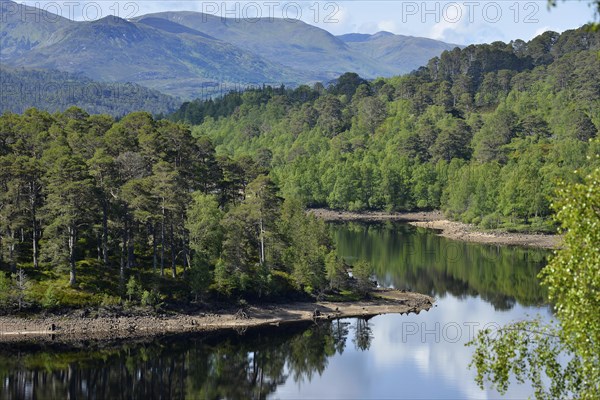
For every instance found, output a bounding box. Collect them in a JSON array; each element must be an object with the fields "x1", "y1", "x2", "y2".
[{"x1": 1, "y1": 1, "x2": 459, "y2": 99}]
